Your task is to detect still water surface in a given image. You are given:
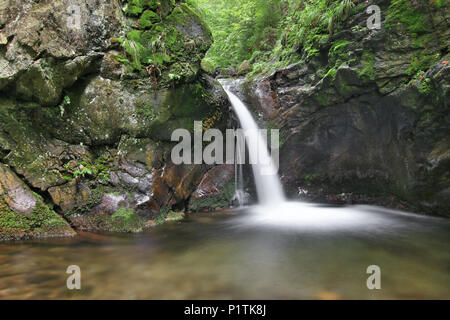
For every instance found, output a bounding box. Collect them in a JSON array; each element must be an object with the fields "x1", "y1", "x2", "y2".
[{"x1": 0, "y1": 203, "x2": 449, "y2": 299}]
